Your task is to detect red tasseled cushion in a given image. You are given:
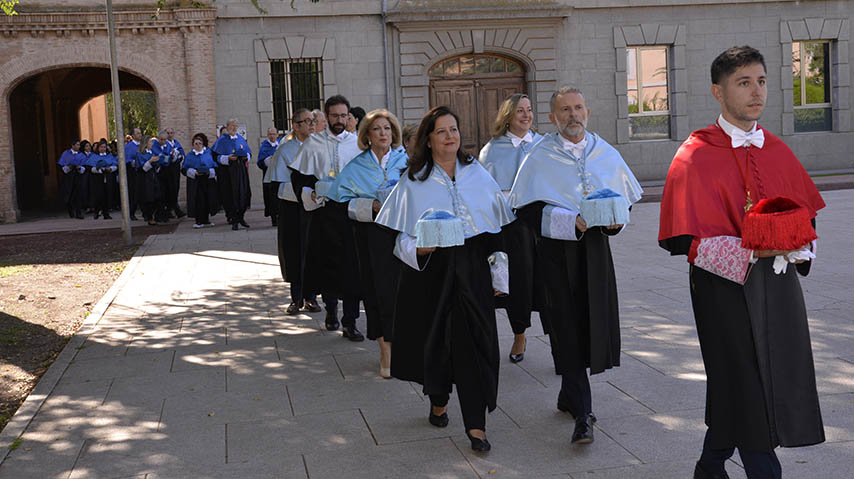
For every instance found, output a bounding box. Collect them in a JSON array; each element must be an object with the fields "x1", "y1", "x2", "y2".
[{"x1": 742, "y1": 197, "x2": 817, "y2": 250}]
